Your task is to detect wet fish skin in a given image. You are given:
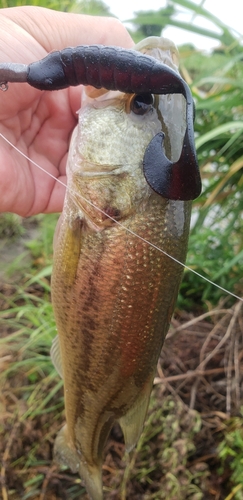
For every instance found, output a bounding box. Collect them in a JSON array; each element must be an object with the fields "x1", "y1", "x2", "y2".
[{"x1": 51, "y1": 37, "x2": 192, "y2": 500}]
